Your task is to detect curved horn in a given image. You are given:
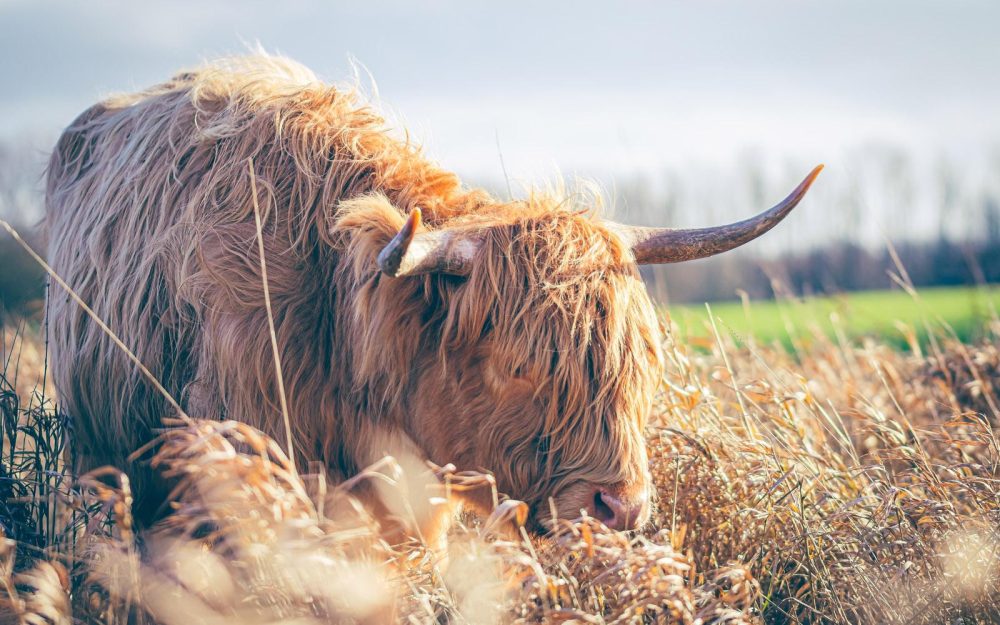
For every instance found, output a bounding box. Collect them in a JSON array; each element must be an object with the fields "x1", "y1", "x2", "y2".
[
  {"x1": 615, "y1": 164, "x2": 824, "y2": 265},
  {"x1": 377, "y1": 208, "x2": 480, "y2": 277}
]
